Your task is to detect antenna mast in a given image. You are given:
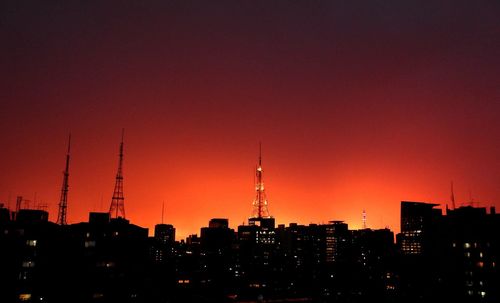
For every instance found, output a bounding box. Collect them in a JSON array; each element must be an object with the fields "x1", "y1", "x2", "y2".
[
  {"x1": 109, "y1": 129, "x2": 126, "y2": 219},
  {"x1": 251, "y1": 142, "x2": 271, "y2": 219},
  {"x1": 450, "y1": 181, "x2": 456, "y2": 210},
  {"x1": 56, "y1": 134, "x2": 71, "y2": 225},
  {"x1": 362, "y1": 209, "x2": 367, "y2": 229},
  {"x1": 161, "y1": 201, "x2": 165, "y2": 224}
]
